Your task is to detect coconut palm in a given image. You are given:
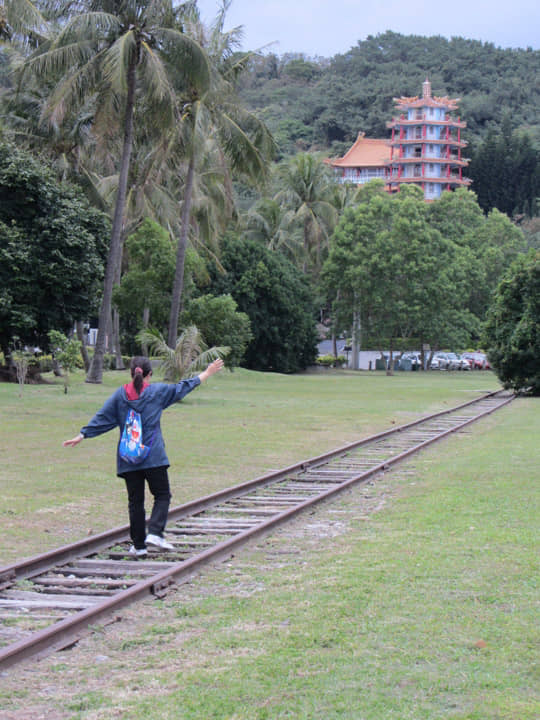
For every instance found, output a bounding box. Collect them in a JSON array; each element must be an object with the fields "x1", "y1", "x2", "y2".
[
  {"x1": 137, "y1": 325, "x2": 229, "y2": 382},
  {"x1": 275, "y1": 153, "x2": 339, "y2": 275},
  {"x1": 242, "y1": 196, "x2": 302, "y2": 264},
  {"x1": 165, "y1": 3, "x2": 275, "y2": 348},
  {"x1": 20, "y1": 0, "x2": 211, "y2": 382}
]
